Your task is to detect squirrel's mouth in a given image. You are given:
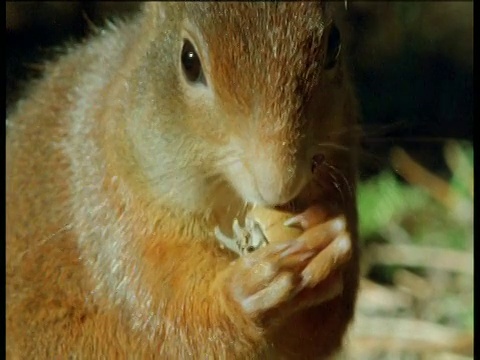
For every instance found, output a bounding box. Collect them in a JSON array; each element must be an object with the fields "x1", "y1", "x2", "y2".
[
  {"x1": 245, "y1": 166, "x2": 310, "y2": 208},
  {"x1": 273, "y1": 201, "x2": 298, "y2": 213},
  {"x1": 251, "y1": 152, "x2": 342, "y2": 212},
  {"x1": 224, "y1": 152, "x2": 332, "y2": 209}
]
